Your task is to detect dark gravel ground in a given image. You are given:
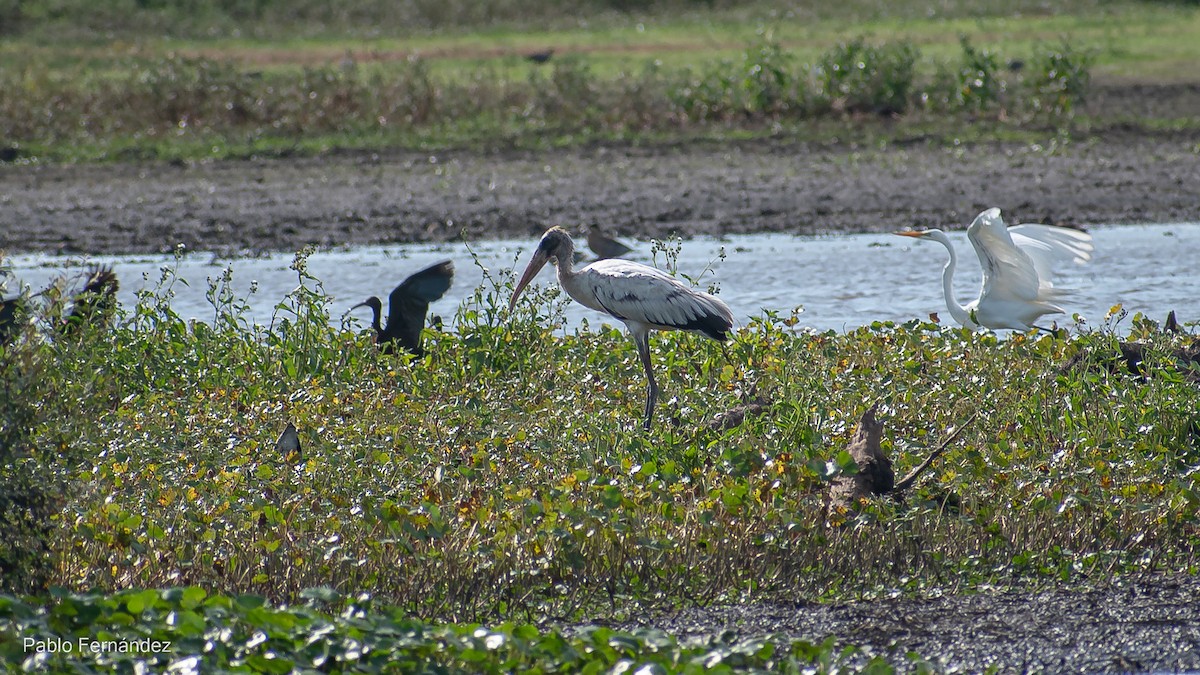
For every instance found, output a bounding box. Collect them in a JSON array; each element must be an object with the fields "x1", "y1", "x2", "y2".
[
  {"x1": 2, "y1": 129, "x2": 1199, "y2": 257},
  {"x1": 605, "y1": 573, "x2": 1200, "y2": 673}
]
